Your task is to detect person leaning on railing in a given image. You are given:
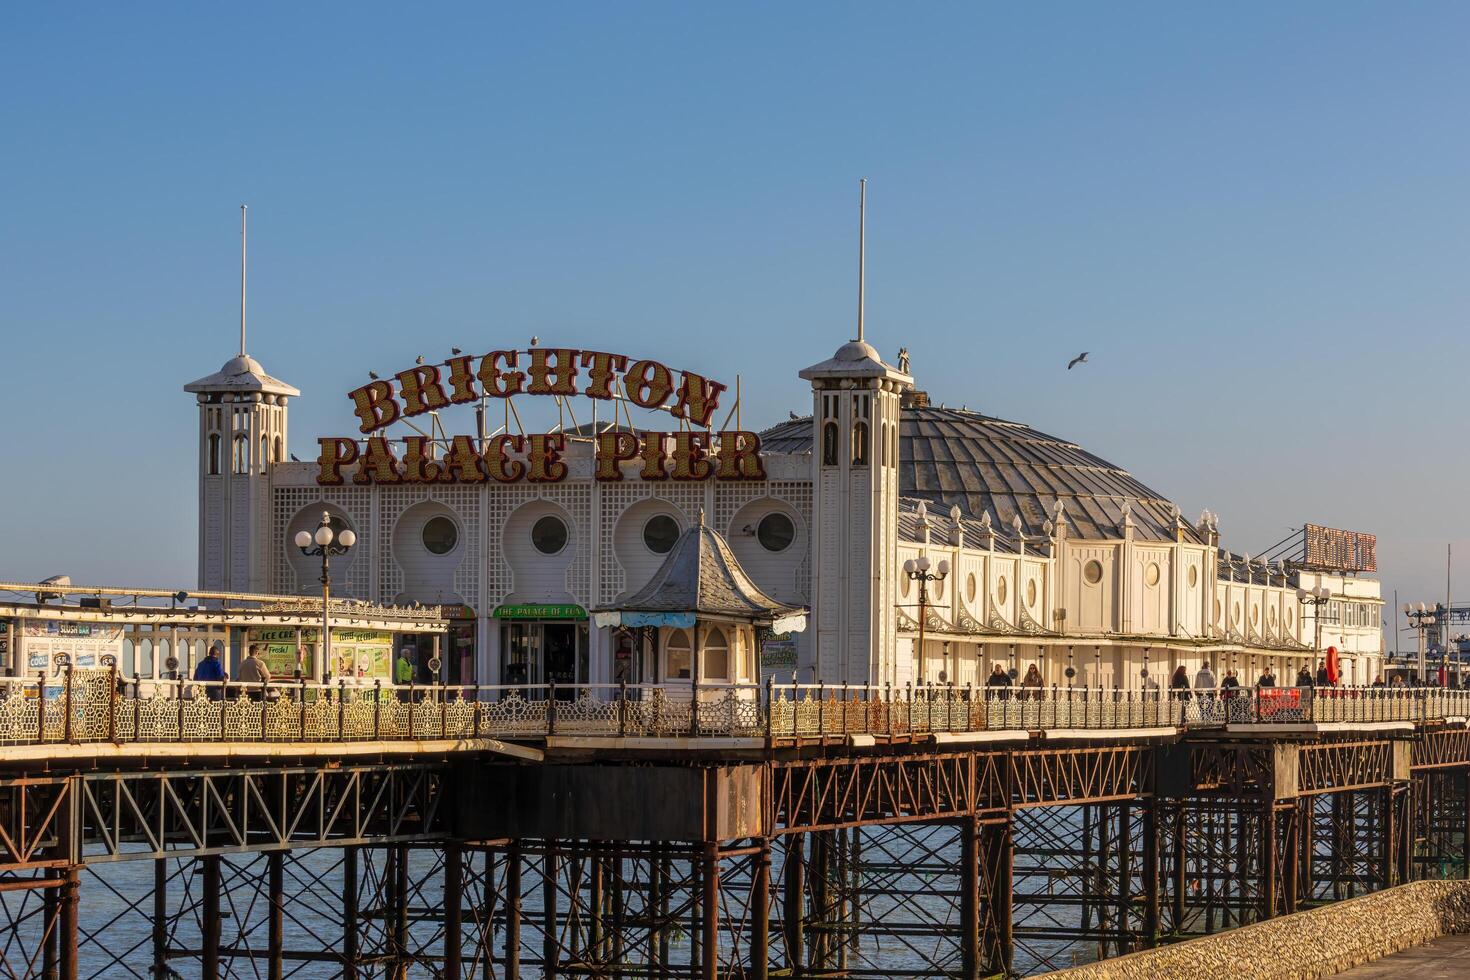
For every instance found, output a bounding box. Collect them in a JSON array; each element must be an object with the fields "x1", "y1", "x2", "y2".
[
  {"x1": 237, "y1": 645, "x2": 272, "y2": 702},
  {"x1": 985, "y1": 663, "x2": 1012, "y2": 701}
]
